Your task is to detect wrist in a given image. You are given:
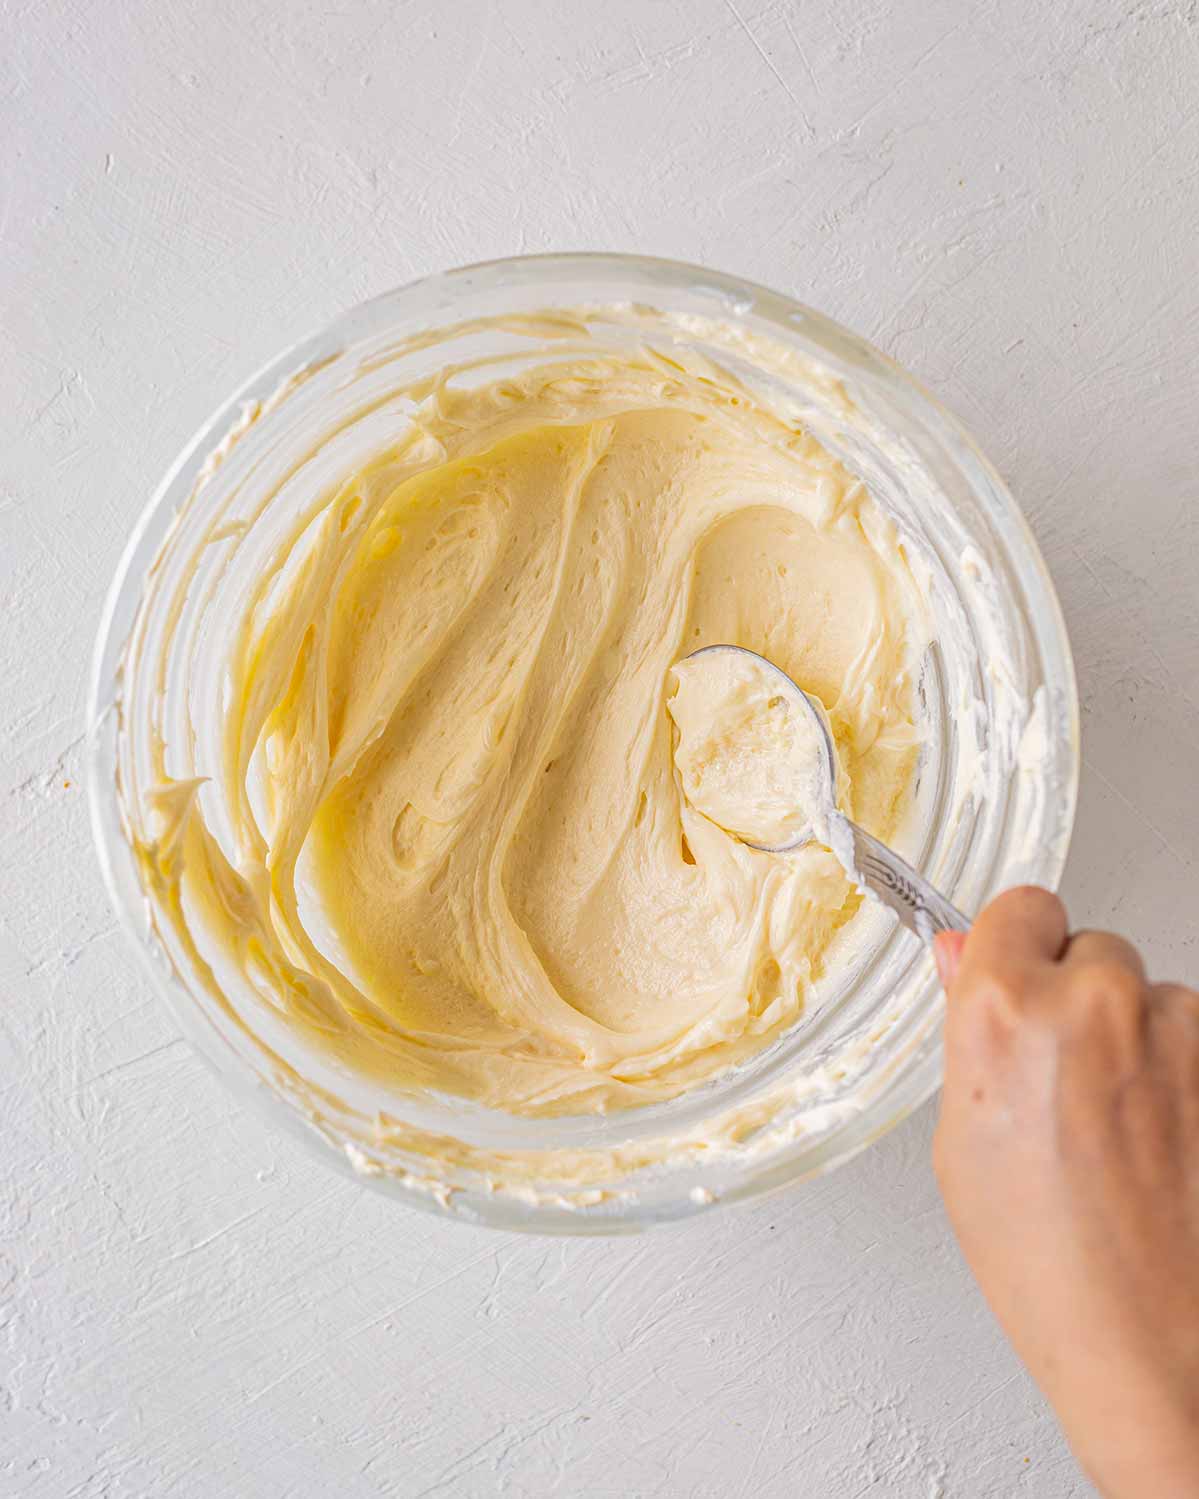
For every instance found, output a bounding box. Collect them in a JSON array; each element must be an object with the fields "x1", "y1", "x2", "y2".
[
  {"x1": 1074, "y1": 1385, "x2": 1199, "y2": 1499},
  {"x1": 1094, "y1": 1455, "x2": 1199, "y2": 1499}
]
